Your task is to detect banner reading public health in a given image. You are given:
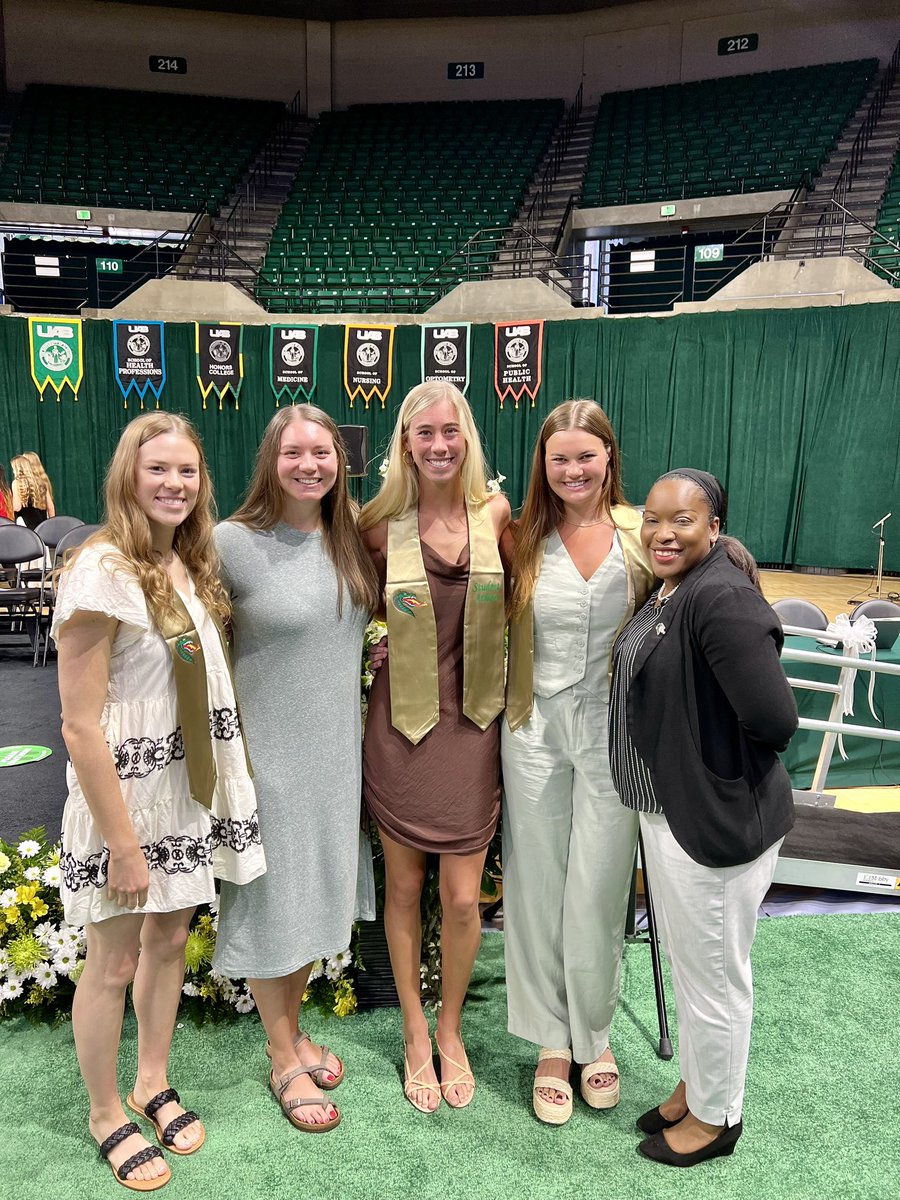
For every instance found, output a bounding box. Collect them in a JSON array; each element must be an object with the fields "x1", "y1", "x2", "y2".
[
  {"x1": 28, "y1": 316, "x2": 84, "y2": 402},
  {"x1": 494, "y1": 320, "x2": 544, "y2": 409},
  {"x1": 113, "y1": 320, "x2": 166, "y2": 410},
  {"x1": 343, "y1": 324, "x2": 395, "y2": 409},
  {"x1": 195, "y1": 322, "x2": 244, "y2": 410},
  {"x1": 421, "y1": 323, "x2": 471, "y2": 394},
  {"x1": 269, "y1": 325, "x2": 318, "y2": 406}
]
